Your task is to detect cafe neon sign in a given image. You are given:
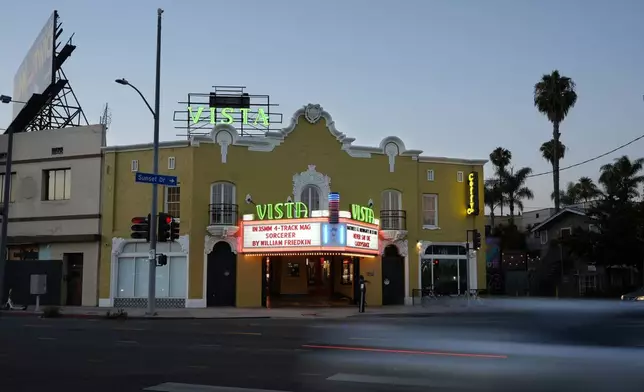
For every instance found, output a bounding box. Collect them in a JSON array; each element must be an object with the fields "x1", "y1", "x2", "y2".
[
  {"x1": 466, "y1": 172, "x2": 480, "y2": 216},
  {"x1": 255, "y1": 202, "x2": 309, "y2": 220}
]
